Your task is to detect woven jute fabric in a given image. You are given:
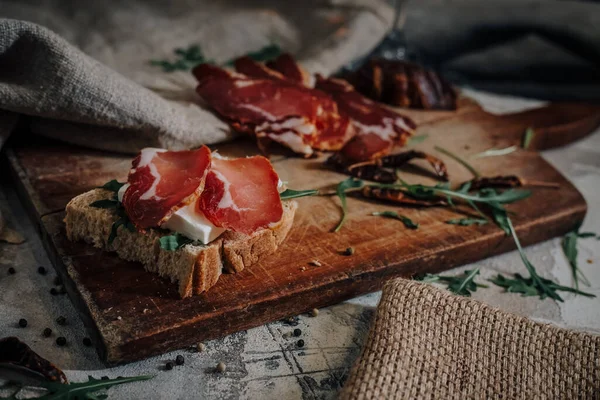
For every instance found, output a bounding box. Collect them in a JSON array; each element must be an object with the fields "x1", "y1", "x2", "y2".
[{"x1": 340, "y1": 279, "x2": 600, "y2": 400}]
